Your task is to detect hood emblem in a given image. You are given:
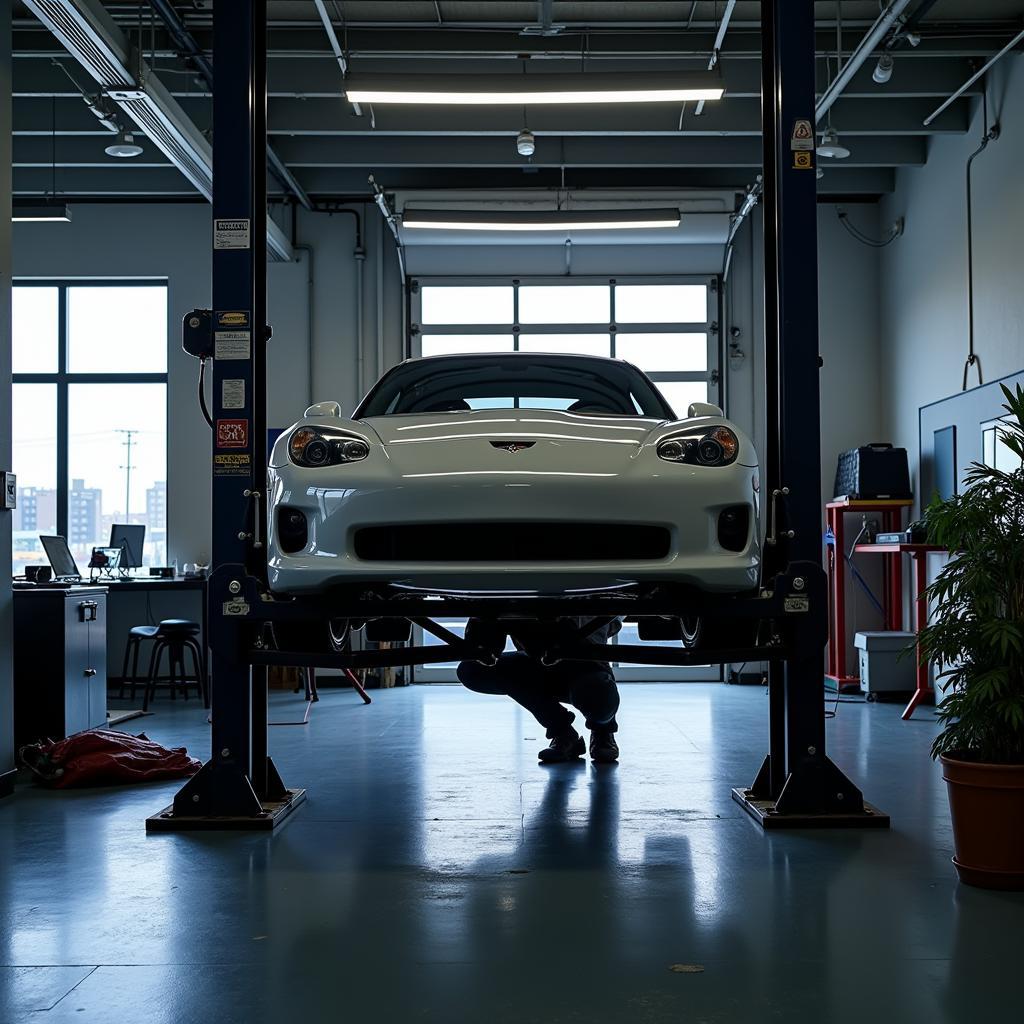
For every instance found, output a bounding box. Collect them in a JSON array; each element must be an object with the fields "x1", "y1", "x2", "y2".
[{"x1": 491, "y1": 440, "x2": 536, "y2": 454}]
